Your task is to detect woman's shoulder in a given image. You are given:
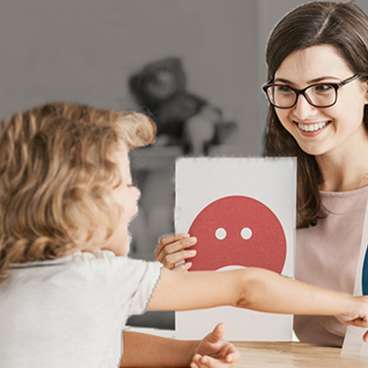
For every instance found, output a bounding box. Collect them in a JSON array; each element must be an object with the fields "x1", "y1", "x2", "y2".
[{"x1": 319, "y1": 184, "x2": 368, "y2": 215}]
